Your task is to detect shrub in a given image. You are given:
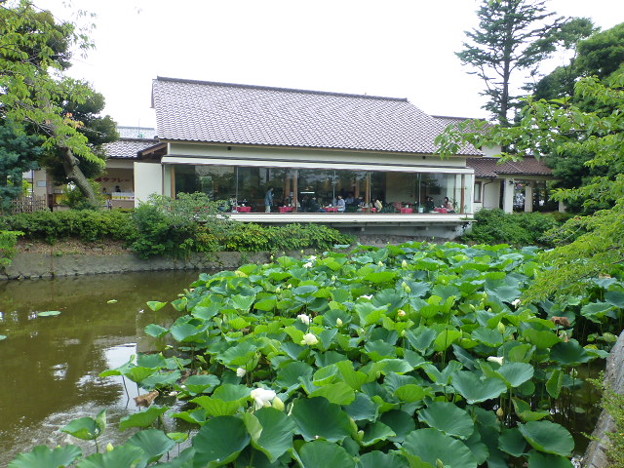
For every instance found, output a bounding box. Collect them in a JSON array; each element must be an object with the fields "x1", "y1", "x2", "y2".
[
  {"x1": 0, "y1": 210, "x2": 137, "y2": 243},
  {"x1": 0, "y1": 229, "x2": 22, "y2": 269},
  {"x1": 461, "y1": 209, "x2": 560, "y2": 246}
]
